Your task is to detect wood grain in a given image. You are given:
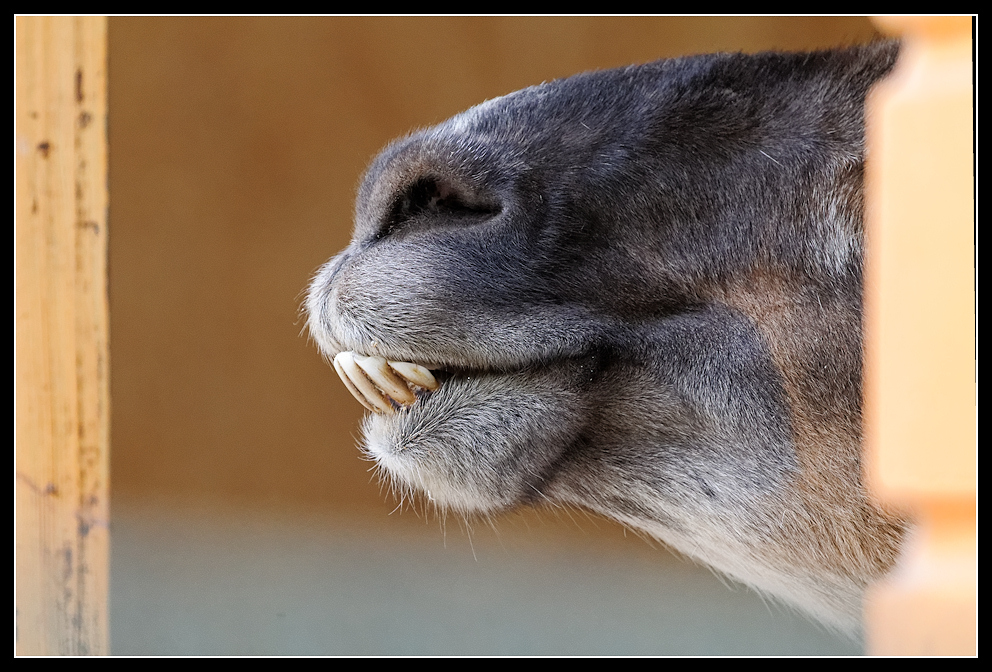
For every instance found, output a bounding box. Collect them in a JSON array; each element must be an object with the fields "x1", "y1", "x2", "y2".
[{"x1": 15, "y1": 16, "x2": 109, "y2": 656}]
